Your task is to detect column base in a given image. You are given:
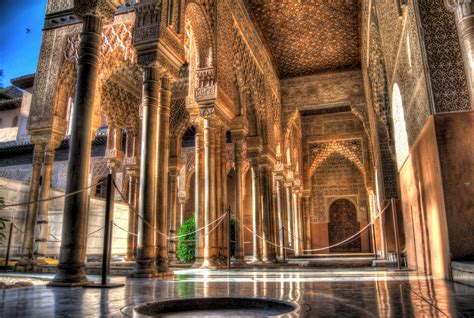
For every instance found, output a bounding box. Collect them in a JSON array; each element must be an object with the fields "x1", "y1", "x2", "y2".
[
  {"x1": 201, "y1": 258, "x2": 218, "y2": 269},
  {"x1": 232, "y1": 257, "x2": 247, "y2": 267},
  {"x1": 156, "y1": 257, "x2": 169, "y2": 273},
  {"x1": 48, "y1": 263, "x2": 90, "y2": 287},
  {"x1": 249, "y1": 257, "x2": 263, "y2": 264},
  {"x1": 128, "y1": 259, "x2": 157, "y2": 278},
  {"x1": 15, "y1": 258, "x2": 37, "y2": 272},
  {"x1": 192, "y1": 258, "x2": 204, "y2": 268}
]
